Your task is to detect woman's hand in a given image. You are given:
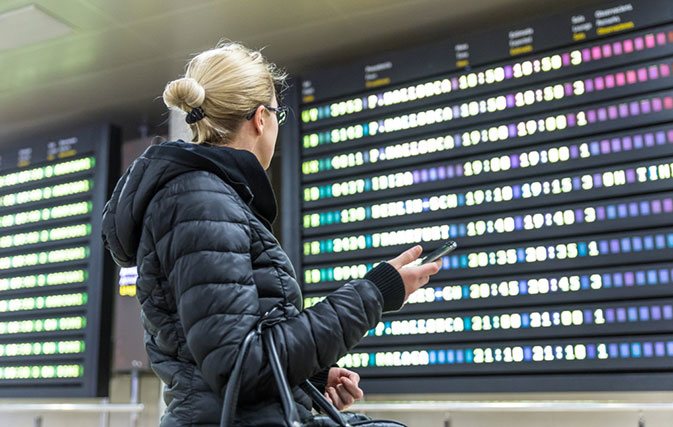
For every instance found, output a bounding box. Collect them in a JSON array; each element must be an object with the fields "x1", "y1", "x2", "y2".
[
  {"x1": 388, "y1": 245, "x2": 442, "y2": 302},
  {"x1": 324, "y1": 368, "x2": 363, "y2": 410}
]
